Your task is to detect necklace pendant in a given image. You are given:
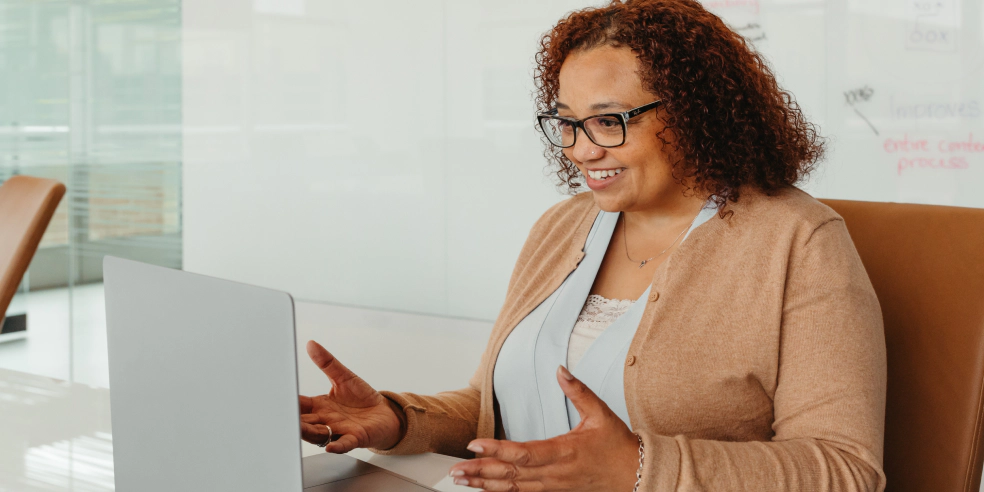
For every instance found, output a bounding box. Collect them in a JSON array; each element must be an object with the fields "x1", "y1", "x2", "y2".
[{"x1": 638, "y1": 260, "x2": 647, "y2": 269}]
